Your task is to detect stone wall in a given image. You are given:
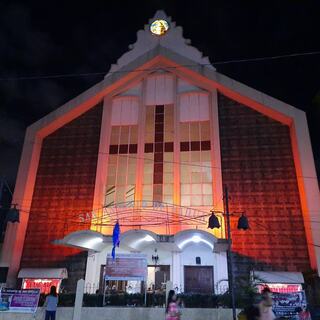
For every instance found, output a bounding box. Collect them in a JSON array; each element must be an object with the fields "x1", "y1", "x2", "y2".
[
  {"x1": 0, "y1": 307, "x2": 239, "y2": 320},
  {"x1": 20, "y1": 102, "x2": 103, "y2": 290},
  {"x1": 218, "y1": 93, "x2": 310, "y2": 275}
]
